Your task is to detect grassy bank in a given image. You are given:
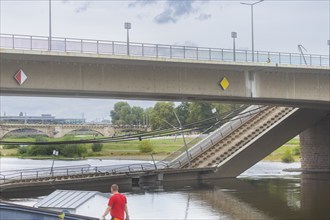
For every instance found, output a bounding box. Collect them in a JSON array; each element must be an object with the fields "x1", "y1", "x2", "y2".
[
  {"x1": 263, "y1": 138, "x2": 300, "y2": 162},
  {"x1": 0, "y1": 135, "x2": 300, "y2": 162},
  {"x1": 0, "y1": 136, "x2": 193, "y2": 160}
]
